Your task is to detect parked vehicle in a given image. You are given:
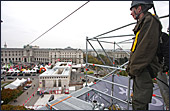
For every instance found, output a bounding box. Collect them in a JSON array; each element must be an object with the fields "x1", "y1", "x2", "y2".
[
  {"x1": 11, "y1": 73, "x2": 17, "y2": 76},
  {"x1": 1, "y1": 77, "x2": 4, "y2": 79},
  {"x1": 82, "y1": 79, "x2": 86, "y2": 82},
  {"x1": 18, "y1": 74, "x2": 23, "y2": 76},
  {"x1": 81, "y1": 68, "x2": 84, "y2": 72},
  {"x1": 25, "y1": 84, "x2": 32, "y2": 88},
  {"x1": 65, "y1": 89, "x2": 69, "y2": 94},
  {"x1": 23, "y1": 87, "x2": 28, "y2": 90},
  {"x1": 48, "y1": 95, "x2": 54, "y2": 102},
  {"x1": 14, "y1": 99, "x2": 17, "y2": 102},
  {"x1": 41, "y1": 94, "x2": 44, "y2": 98},
  {"x1": 25, "y1": 74, "x2": 31, "y2": 76},
  {"x1": 32, "y1": 74, "x2": 36, "y2": 76},
  {"x1": 94, "y1": 79, "x2": 98, "y2": 82},
  {"x1": 7, "y1": 77, "x2": 14, "y2": 79},
  {"x1": 6, "y1": 74, "x2": 11, "y2": 76}
]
